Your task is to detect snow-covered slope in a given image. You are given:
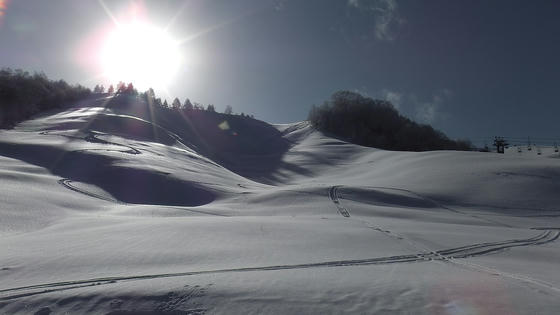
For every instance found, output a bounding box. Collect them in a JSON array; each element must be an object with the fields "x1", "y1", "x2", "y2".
[{"x1": 1, "y1": 95, "x2": 559, "y2": 314}]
